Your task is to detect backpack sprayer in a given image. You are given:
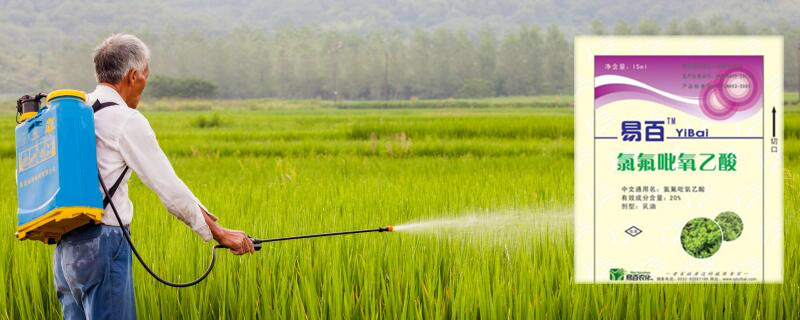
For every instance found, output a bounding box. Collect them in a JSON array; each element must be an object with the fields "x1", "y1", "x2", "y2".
[{"x1": 14, "y1": 89, "x2": 394, "y2": 287}]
